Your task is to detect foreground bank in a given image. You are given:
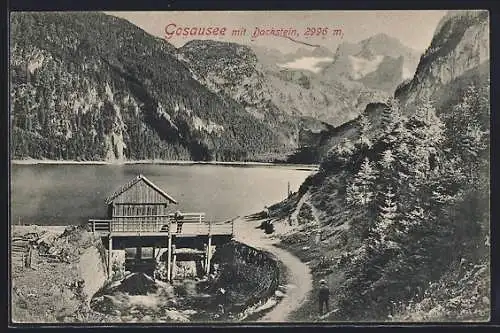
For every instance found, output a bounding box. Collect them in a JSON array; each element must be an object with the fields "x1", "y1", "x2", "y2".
[{"x1": 10, "y1": 222, "x2": 301, "y2": 323}]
